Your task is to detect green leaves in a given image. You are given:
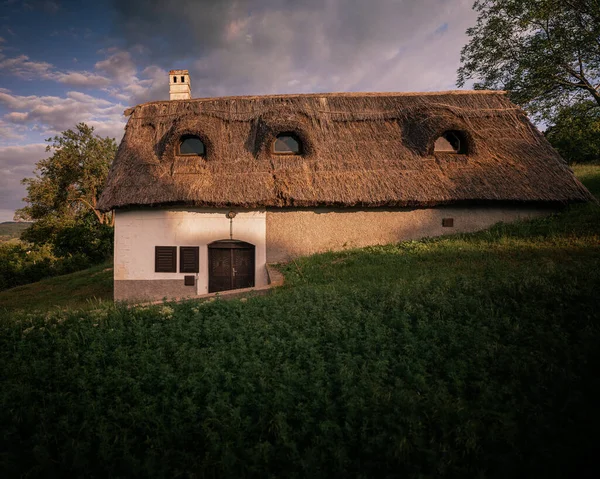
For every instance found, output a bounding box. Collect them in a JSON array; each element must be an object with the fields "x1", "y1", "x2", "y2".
[
  {"x1": 545, "y1": 101, "x2": 600, "y2": 163},
  {"x1": 16, "y1": 123, "x2": 117, "y2": 227},
  {"x1": 458, "y1": 0, "x2": 600, "y2": 120}
]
